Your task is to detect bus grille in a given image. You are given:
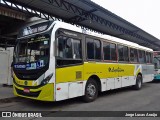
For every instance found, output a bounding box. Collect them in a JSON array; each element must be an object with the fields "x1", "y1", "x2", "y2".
[{"x1": 15, "y1": 88, "x2": 41, "y2": 98}]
